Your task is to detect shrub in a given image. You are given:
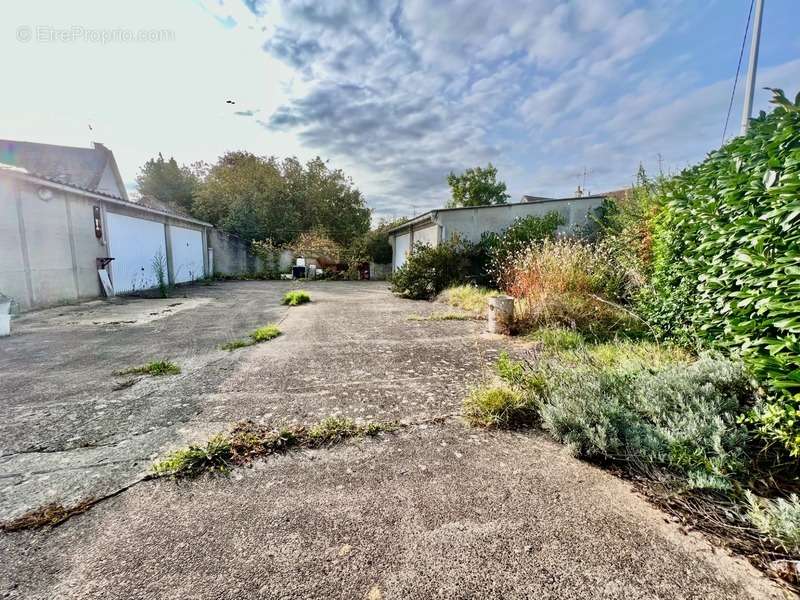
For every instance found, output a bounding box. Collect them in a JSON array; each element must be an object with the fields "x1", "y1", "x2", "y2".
[
  {"x1": 251, "y1": 239, "x2": 283, "y2": 278},
  {"x1": 390, "y1": 238, "x2": 473, "y2": 300},
  {"x1": 506, "y1": 238, "x2": 640, "y2": 338},
  {"x1": 536, "y1": 353, "x2": 753, "y2": 477},
  {"x1": 637, "y1": 89, "x2": 800, "y2": 455},
  {"x1": 462, "y1": 385, "x2": 537, "y2": 428},
  {"x1": 283, "y1": 290, "x2": 311, "y2": 306},
  {"x1": 437, "y1": 285, "x2": 499, "y2": 314},
  {"x1": 474, "y1": 212, "x2": 564, "y2": 287},
  {"x1": 746, "y1": 491, "x2": 800, "y2": 554},
  {"x1": 585, "y1": 166, "x2": 663, "y2": 302}
]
